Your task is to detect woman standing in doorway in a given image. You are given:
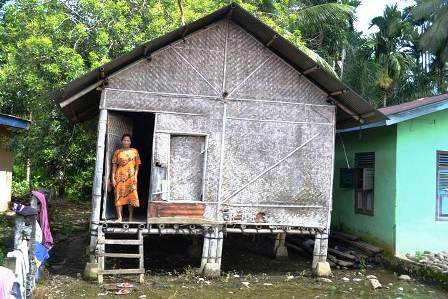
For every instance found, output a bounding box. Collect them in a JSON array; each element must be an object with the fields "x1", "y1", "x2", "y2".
[{"x1": 112, "y1": 134, "x2": 141, "y2": 222}]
